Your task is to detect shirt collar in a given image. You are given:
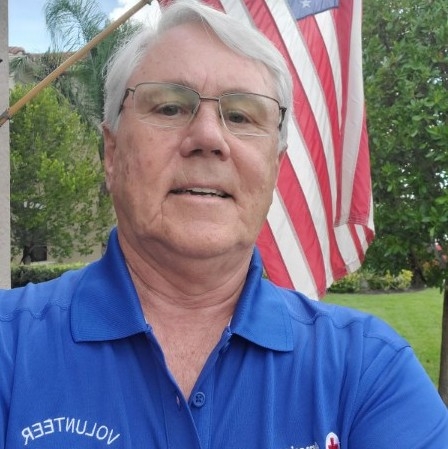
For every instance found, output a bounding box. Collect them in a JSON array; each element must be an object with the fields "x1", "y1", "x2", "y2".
[
  {"x1": 230, "y1": 248, "x2": 294, "y2": 352},
  {"x1": 71, "y1": 228, "x2": 147, "y2": 342},
  {"x1": 71, "y1": 228, "x2": 293, "y2": 351}
]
